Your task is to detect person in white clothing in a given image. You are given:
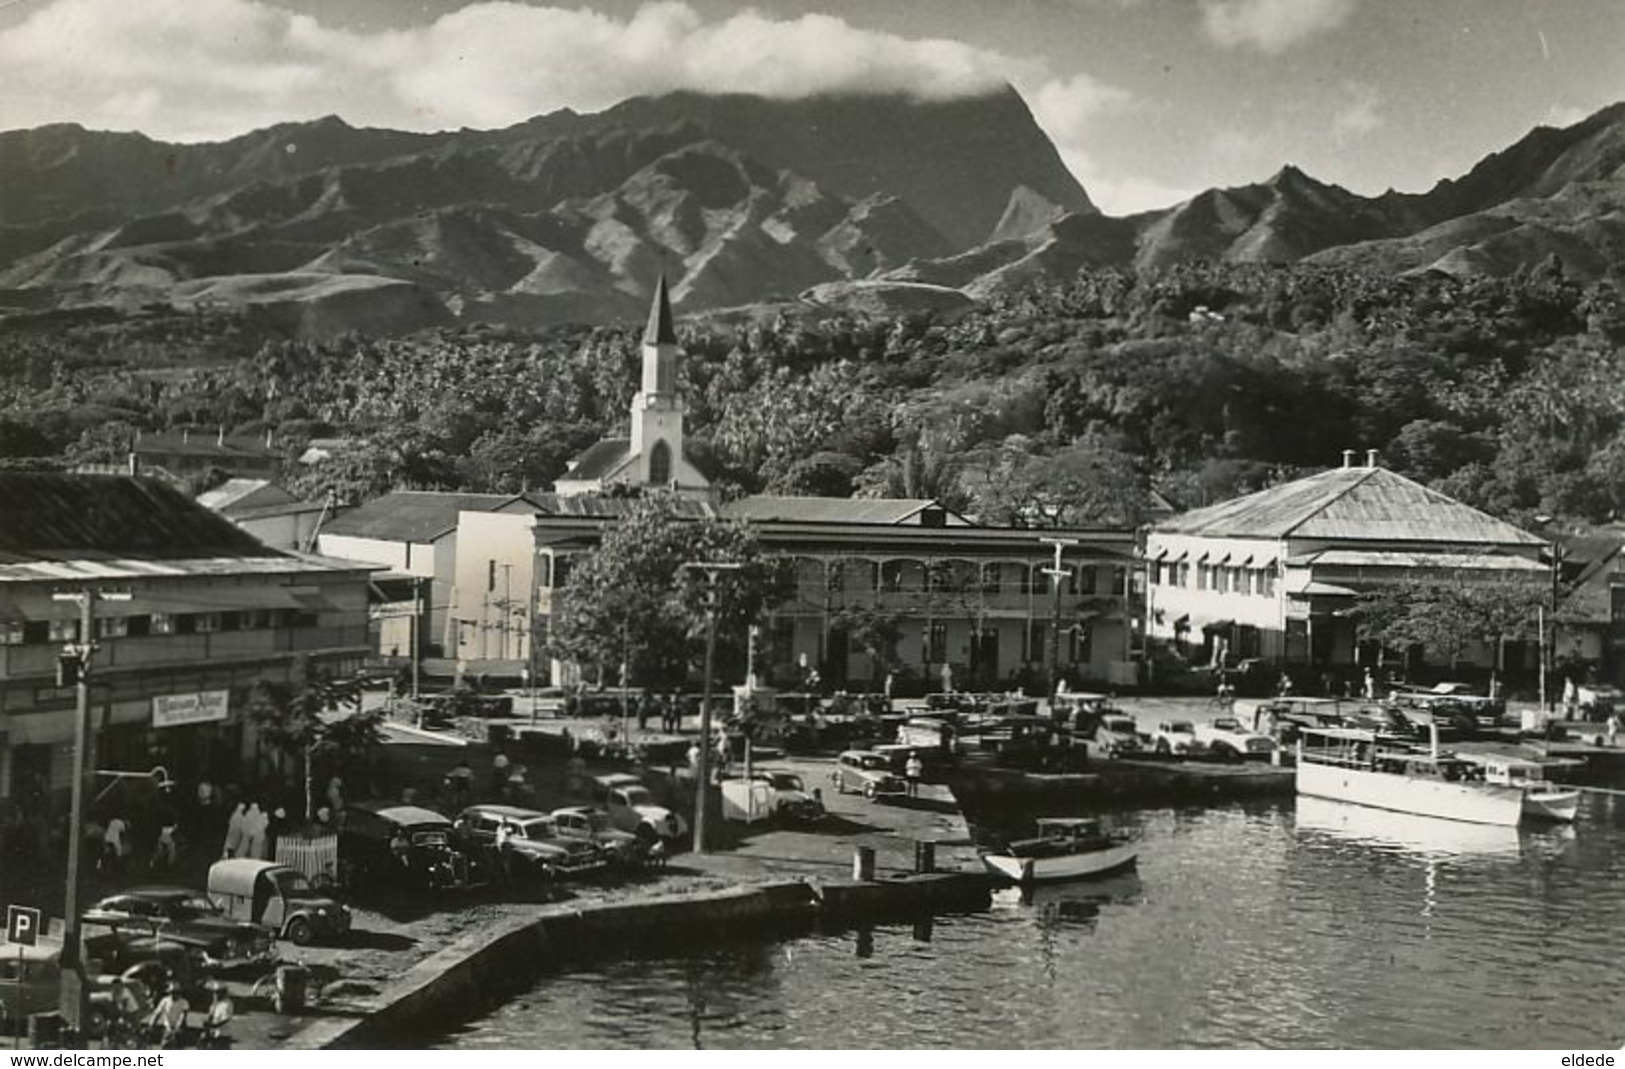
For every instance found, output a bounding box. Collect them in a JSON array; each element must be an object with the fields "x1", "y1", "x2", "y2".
[{"x1": 222, "y1": 803, "x2": 247, "y2": 858}]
